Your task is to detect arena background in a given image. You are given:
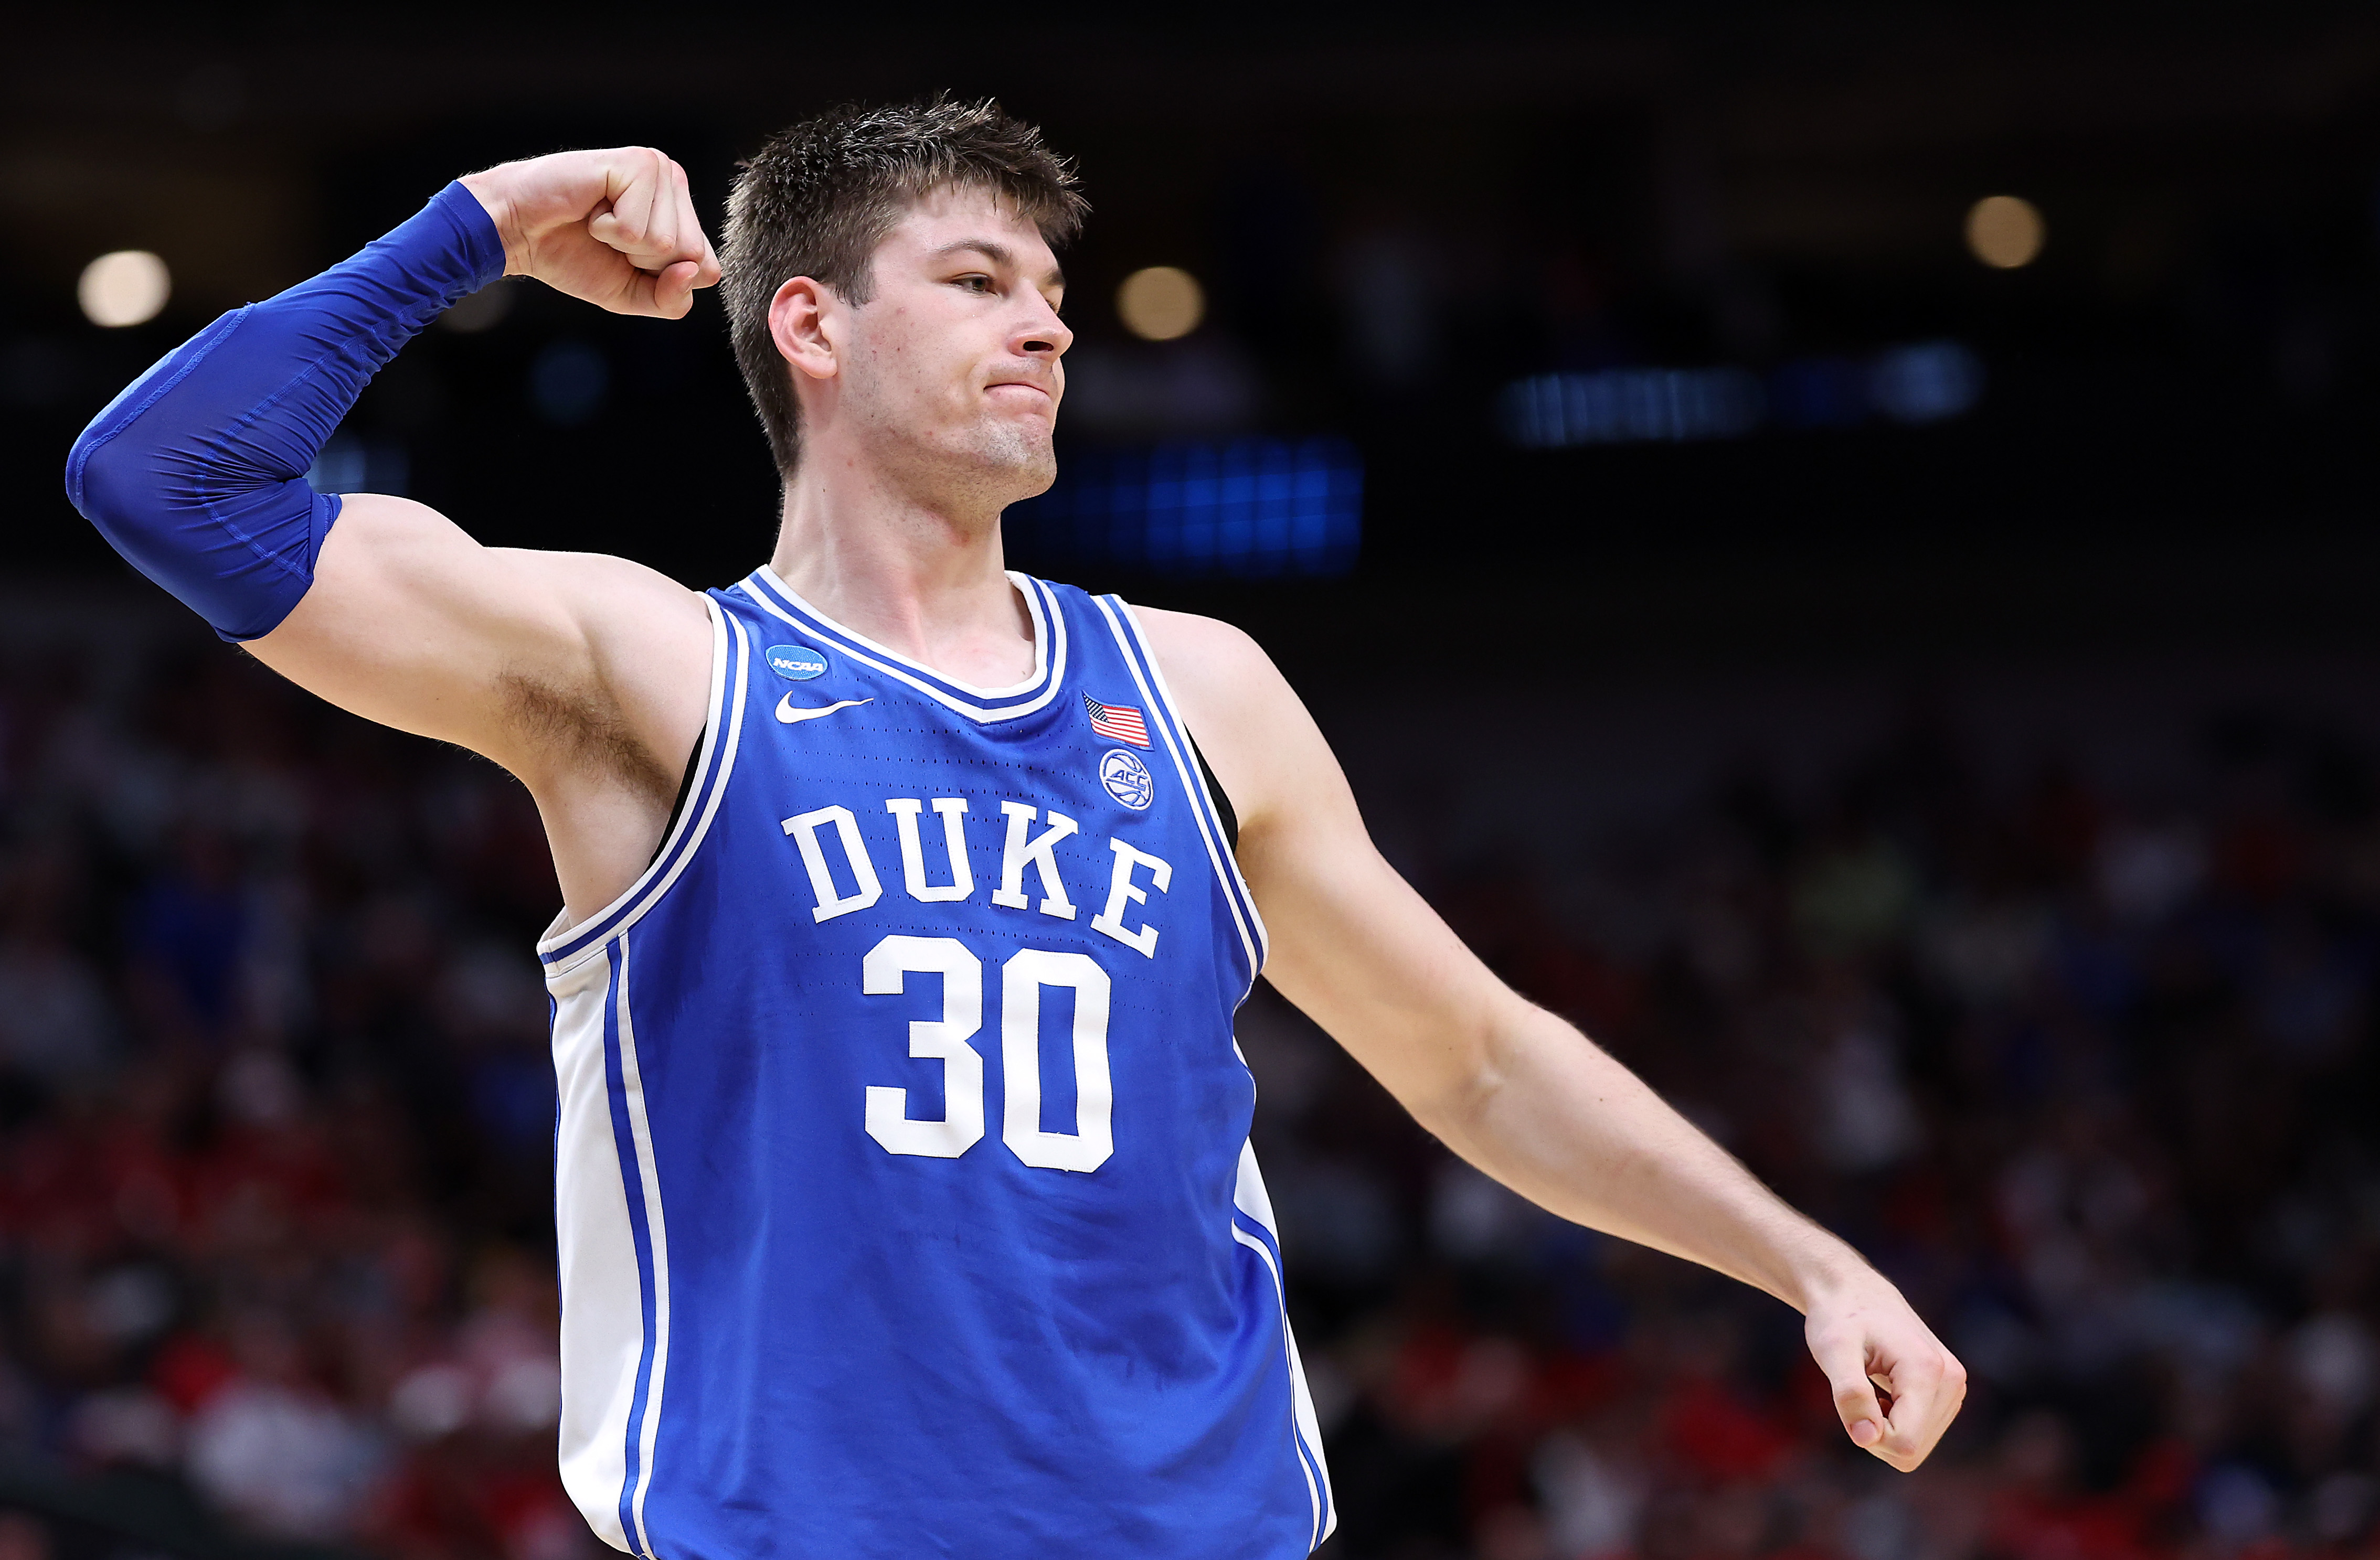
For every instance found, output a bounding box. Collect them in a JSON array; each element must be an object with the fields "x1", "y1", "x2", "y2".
[{"x1": 9, "y1": 5, "x2": 2380, "y2": 1557}]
